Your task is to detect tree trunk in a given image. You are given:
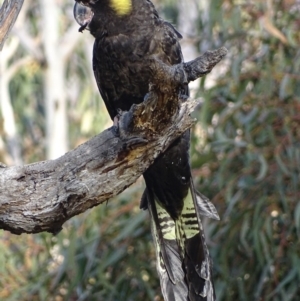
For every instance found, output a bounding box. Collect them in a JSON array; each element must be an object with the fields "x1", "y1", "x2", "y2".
[
  {"x1": 40, "y1": 0, "x2": 68, "y2": 159},
  {"x1": 0, "y1": 39, "x2": 23, "y2": 165},
  {"x1": 177, "y1": 0, "x2": 200, "y2": 98}
]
